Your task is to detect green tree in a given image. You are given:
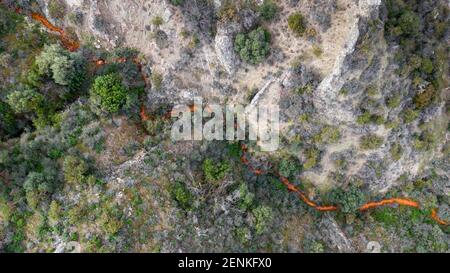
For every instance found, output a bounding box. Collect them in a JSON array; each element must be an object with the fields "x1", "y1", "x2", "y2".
[
  {"x1": 328, "y1": 185, "x2": 366, "y2": 214},
  {"x1": 171, "y1": 181, "x2": 193, "y2": 210},
  {"x1": 90, "y1": 73, "x2": 127, "y2": 114},
  {"x1": 234, "y1": 27, "x2": 271, "y2": 64},
  {"x1": 398, "y1": 10, "x2": 420, "y2": 36}
]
